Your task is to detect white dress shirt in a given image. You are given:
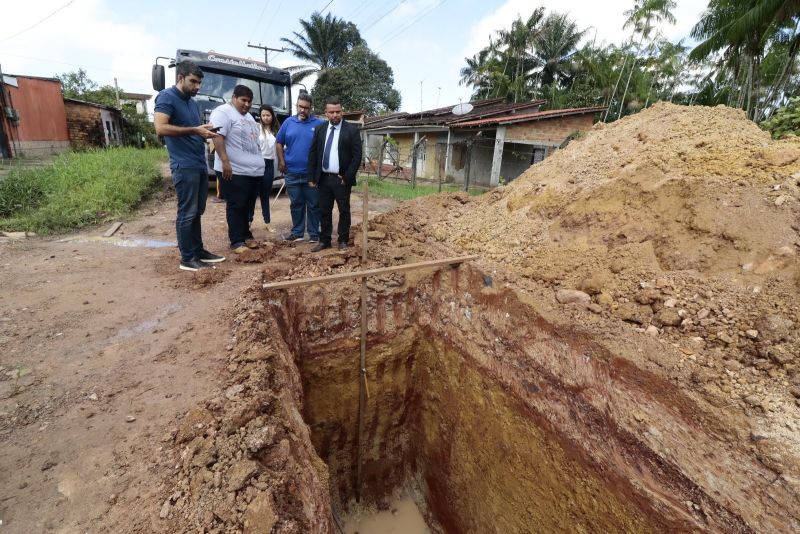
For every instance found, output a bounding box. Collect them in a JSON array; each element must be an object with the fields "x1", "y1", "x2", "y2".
[{"x1": 322, "y1": 123, "x2": 341, "y2": 174}]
